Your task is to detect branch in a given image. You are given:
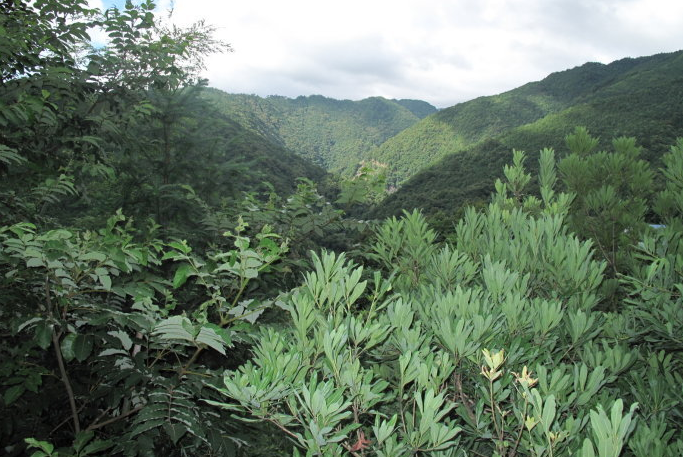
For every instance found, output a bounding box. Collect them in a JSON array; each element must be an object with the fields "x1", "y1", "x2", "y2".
[
  {"x1": 47, "y1": 277, "x2": 80, "y2": 434},
  {"x1": 86, "y1": 405, "x2": 144, "y2": 431},
  {"x1": 454, "y1": 372, "x2": 476, "y2": 424},
  {"x1": 52, "y1": 330, "x2": 80, "y2": 434}
]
